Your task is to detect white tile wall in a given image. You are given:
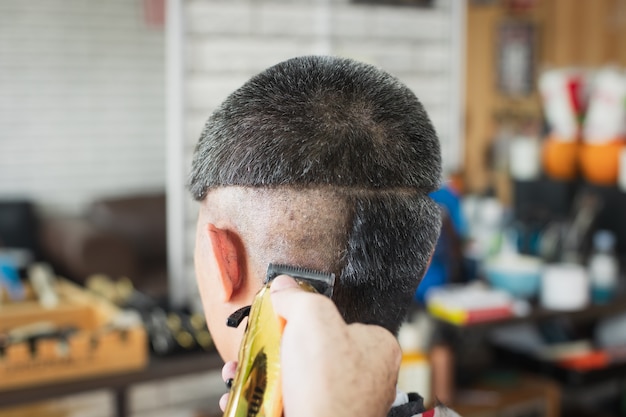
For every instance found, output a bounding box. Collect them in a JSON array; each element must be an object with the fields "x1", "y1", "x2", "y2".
[
  {"x1": 186, "y1": 38, "x2": 318, "y2": 73},
  {"x1": 0, "y1": 0, "x2": 166, "y2": 216},
  {"x1": 174, "y1": 0, "x2": 462, "y2": 305},
  {"x1": 186, "y1": 2, "x2": 255, "y2": 35},
  {"x1": 253, "y1": 4, "x2": 326, "y2": 37}
]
